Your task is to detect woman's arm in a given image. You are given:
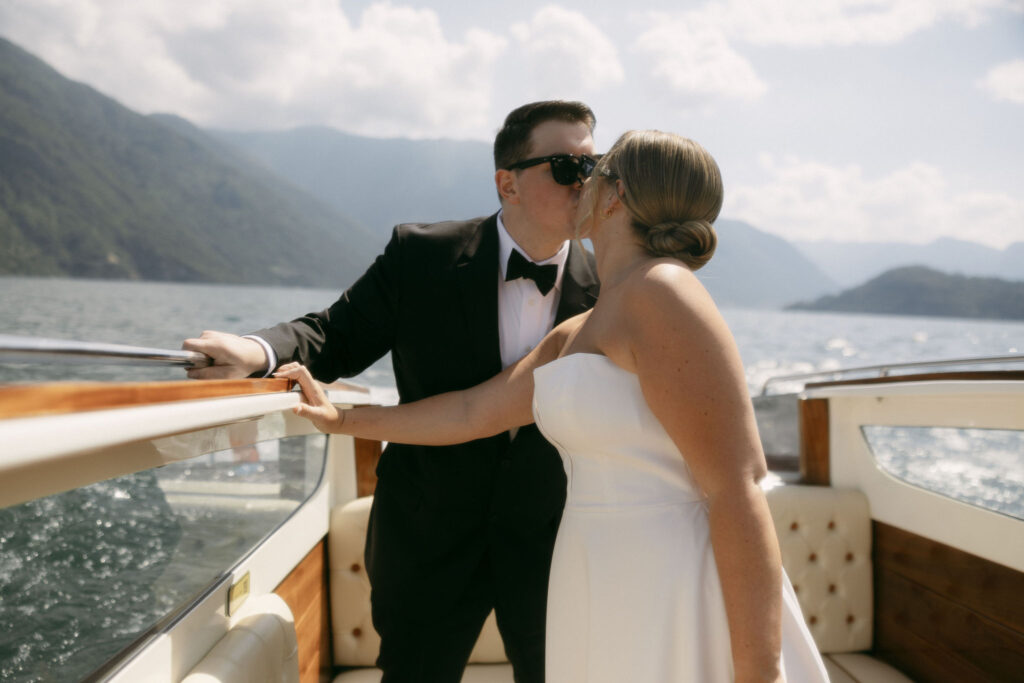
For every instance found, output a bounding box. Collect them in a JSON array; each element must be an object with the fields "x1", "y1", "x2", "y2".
[
  {"x1": 277, "y1": 314, "x2": 584, "y2": 445},
  {"x1": 624, "y1": 263, "x2": 782, "y2": 682}
]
